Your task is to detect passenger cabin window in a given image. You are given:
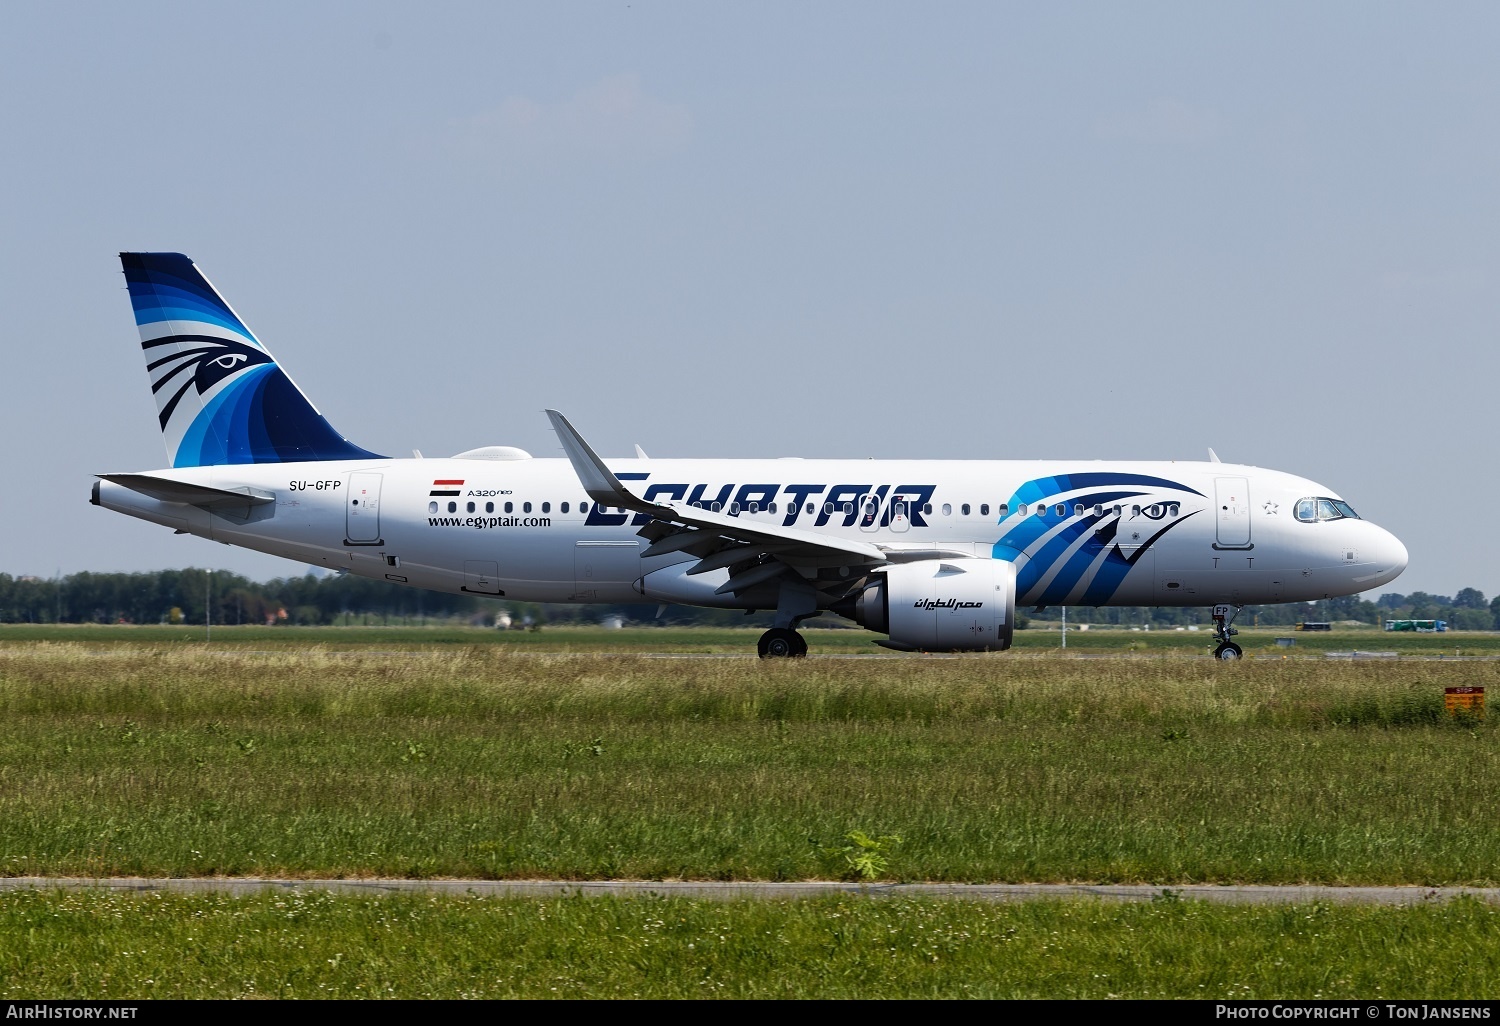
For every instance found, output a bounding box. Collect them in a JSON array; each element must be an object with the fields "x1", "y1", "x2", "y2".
[
  {"x1": 980, "y1": 504, "x2": 989, "y2": 516},
  {"x1": 999, "y1": 503, "x2": 1009, "y2": 516},
  {"x1": 467, "y1": 501, "x2": 475, "y2": 513},
  {"x1": 941, "y1": 503, "x2": 952, "y2": 516},
  {"x1": 923, "y1": 503, "x2": 933, "y2": 515},
  {"x1": 1017, "y1": 504, "x2": 1027, "y2": 516},
  {"x1": 485, "y1": 502, "x2": 494, "y2": 513},
  {"x1": 428, "y1": 501, "x2": 438, "y2": 514},
  {"x1": 1167, "y1": 503, "x2": 1179, "y2": 517},
  {"x1": 447, "y1": 501, "x2": 457, "y2": 513},
  {"x1": 1092, "y1": 504, "x2": 1103, "y2": 517},
  {"x1": 579, "y1": 502, "x2": 589, "y2": 514},
  {"x1": 523, "y1": 502, "x2": 532, "y2": 513},
  {"x1": 561, "y1": 502, "x2": 570, "y2": 514},
  {"x1": 542, "y1": 502, "x2": 550, "y2": 513},
  {"x1": 1074, "y1": 504, "x2": 1084, "y2": 516},
  {"x1": 504, "y1": 502, "x2": 513, "y2": 514},
  {"x1": 961, "y1": 503, "x2": 971, "y2": 515}
]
